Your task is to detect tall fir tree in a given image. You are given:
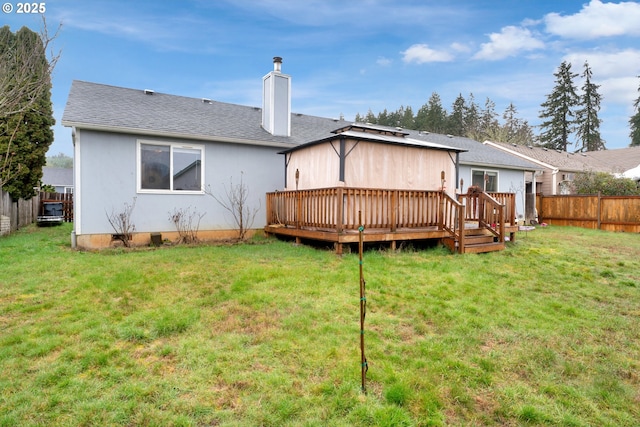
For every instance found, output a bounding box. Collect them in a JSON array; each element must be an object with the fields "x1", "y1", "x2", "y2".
[
  {"x1": 464, "y1": 93, "x2": 480, "y2": 138},
  {"x1": 447, "y1": 94, "x2": 466, "y2": 136},
  {"x1": 502, "y1": 103, "x2": 534, "y2": 145},
  {"x1": 416, "y1": 92, "x2": 447, "y2": 133},
  {"x1": 0, "y1": 26, "x2": 55, "y2": 199},
  {"x1": 399, "y1": 105, "x2": 415, "y2": 129},
  {"x1": 538, "y1": 61, "x2": 579, "y2": 151},
  {"x1": 575, "y1": 61, "x2": 605, "y2": 151},
  {"x1": 630, "y1": 76, "x2": 640, "y2": 147}
]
